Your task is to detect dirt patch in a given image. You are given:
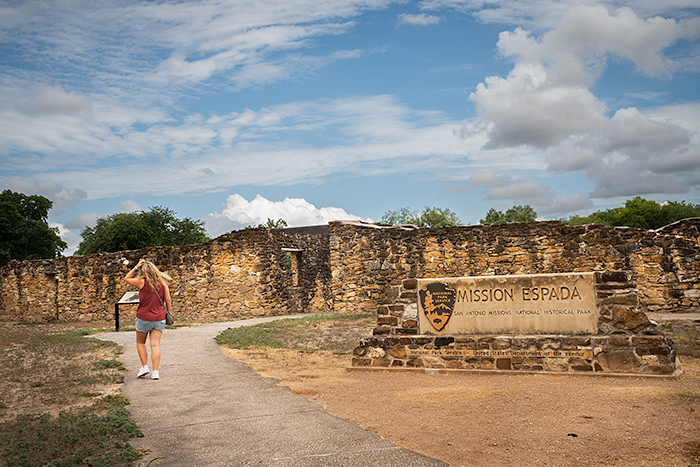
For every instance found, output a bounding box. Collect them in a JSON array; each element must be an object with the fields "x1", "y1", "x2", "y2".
[
  {"x1": 0, "y1": 321, "x2": 124, "y2": 420},
  {"x1": 224, "y1": 343, "x2": 700, "y2": 466}
]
